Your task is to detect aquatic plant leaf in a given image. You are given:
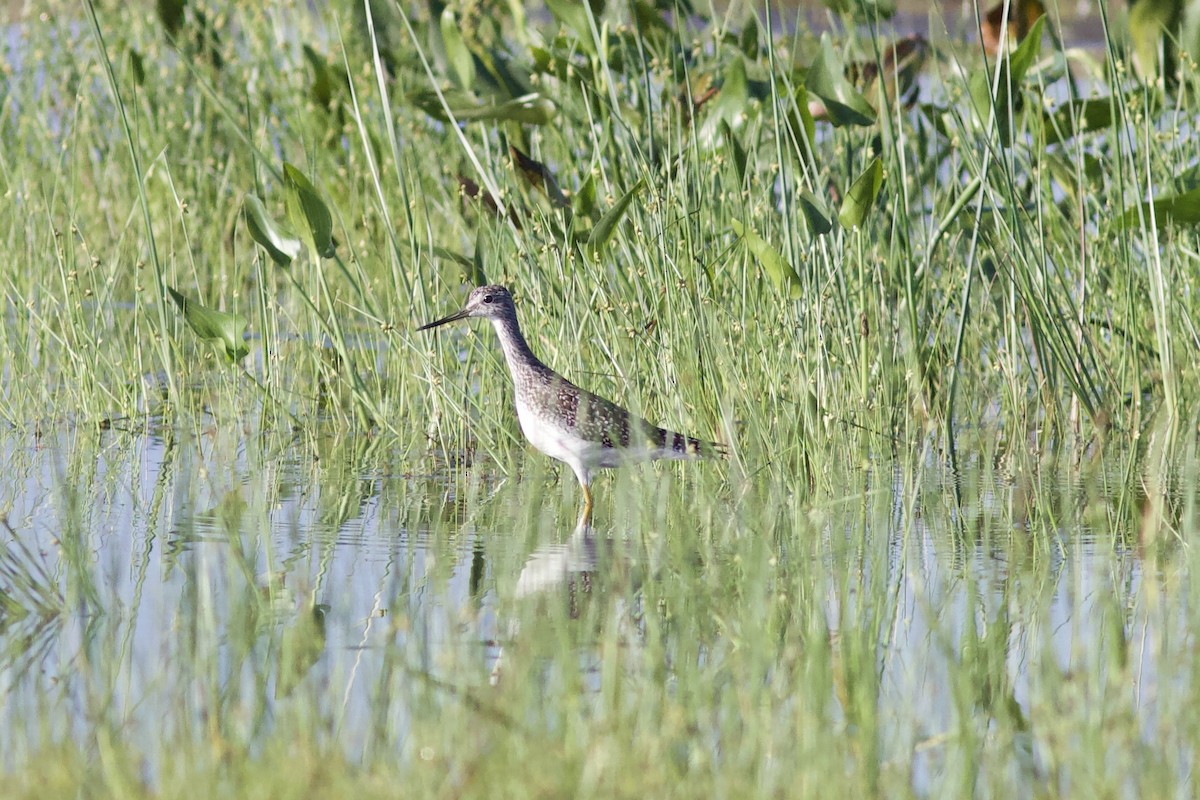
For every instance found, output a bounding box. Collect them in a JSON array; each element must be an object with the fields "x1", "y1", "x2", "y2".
[
  {"x1": 528, "y1": 42, "x2": 600, "y2": 87},
  {"x1": 440, "y1": 7, "x2": 475, "y2": 90},
  {"x1": 731, "y1": 219, "x2": 803, "y2": 298},
  {"x1": 157, "y1": 0, "x2": 185, "y2": 41},
  {"x1": 167, "y1": 287, "x2": 249, "y2": 363},
  {"x1": 276, "y1": 604, "x2": 328, "y2": 698},
  {"x1": 1044, "y1": 151, "x2": 1104, "y2": 207},
  {"x1": 586, "y1": 179, "x2": 645, "y2": 256},
  {"x1": 1043, "y1": 87, "x2": 1160, "y2": 146},
  {"x1": 633, "y1": 0, "x2": 673, "y2": 35},
  {"x1": 128, "y1": 48, "x2": 146, "y2": 86},
  {"x1": 799, "y1": 190, "x2": 833, "y2": 235},
  {"x1": 574, "y1": 172, "x2": 597, "y2": 217},
  {"x1": 503, "y1": 0, "x2": 529, "y2": 39},
  {"x1": 545, "y1": 0, "x2": 599, "y2": 49},
  {"x1": 189, "y1": 8, "x2": 224, "y2": 71},
  {"x1": 1129, "y1": 0, "x2": 1180, "y2": 80},
  {"x1": 411, "y1": 90, "x2": 557, "y2": 125},
  {"x1": 1008, "y1": 14, "x2": 1046, "y2": 84},
  {"x1": 699, "y1": 56, "x2": 750, "y2": 146},
  {"x1": 1040, "y1": 97, "x2": 1117, "y2": 145},
  {"x1": 473, "y1": 46, "x2": 536, "y2": 98},
  {"x1": 302, "y1": 45, "x2": 333, "y2": 108},
  {"x1": 806, "y1": 35, "x2": 876, "y2": 127},
  {"x1": 838, "y1": 157, "x2": 884, "y2": 229},
  {"x1": 244, "y1": 195, "x2": 301, "y2": 266},
  {"x1": 969, "y1": 18, "x2": 1043, "y2": 146},
  {"x1": 739, "y1": 14, "x2": 759, "y2": 57},
  {"x1": 787, "y1": 83, "x2": 817, "y2": 152},
  {"x1": 968, "y1": 69, "x2": 1011, "y2": 144},
  {"x1": 283, "y1": 163, "x2": 335, "y2": 259},
  {"x1": 1116, "y1": 187, "x2": 1200, "y2": 230}
]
